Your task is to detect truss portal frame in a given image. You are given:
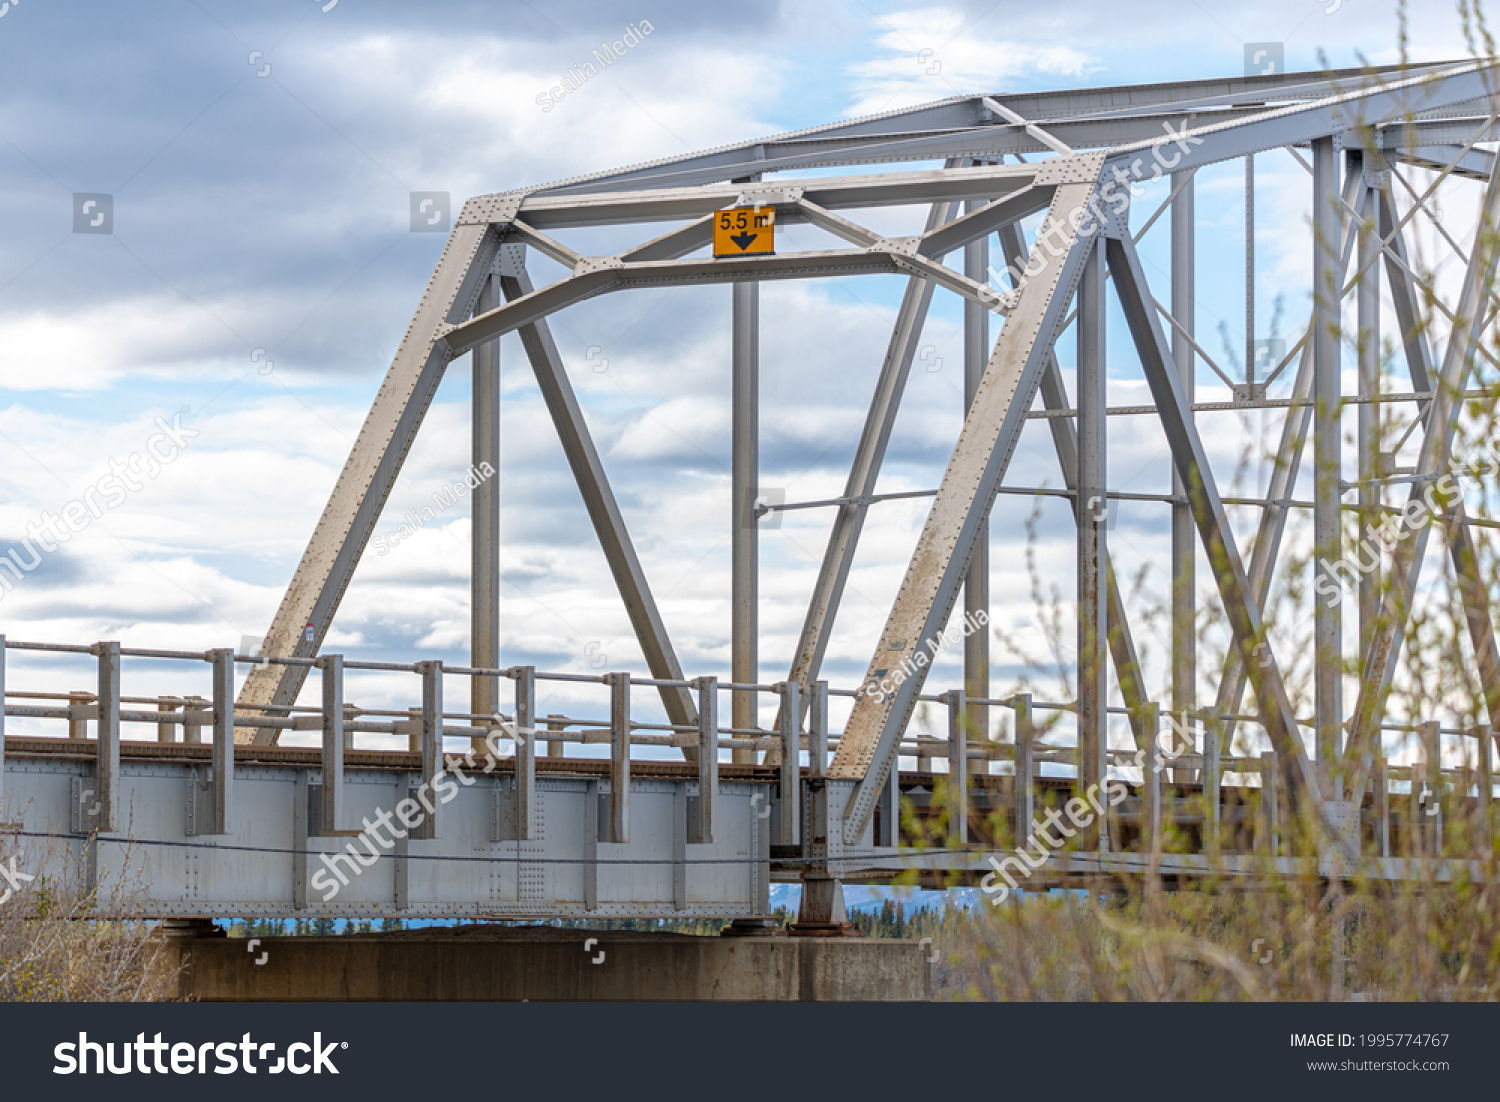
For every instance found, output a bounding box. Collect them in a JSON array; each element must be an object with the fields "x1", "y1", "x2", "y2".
[{"x1": 240, "y1": 60, "x2": 1500, "y2": 873}]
